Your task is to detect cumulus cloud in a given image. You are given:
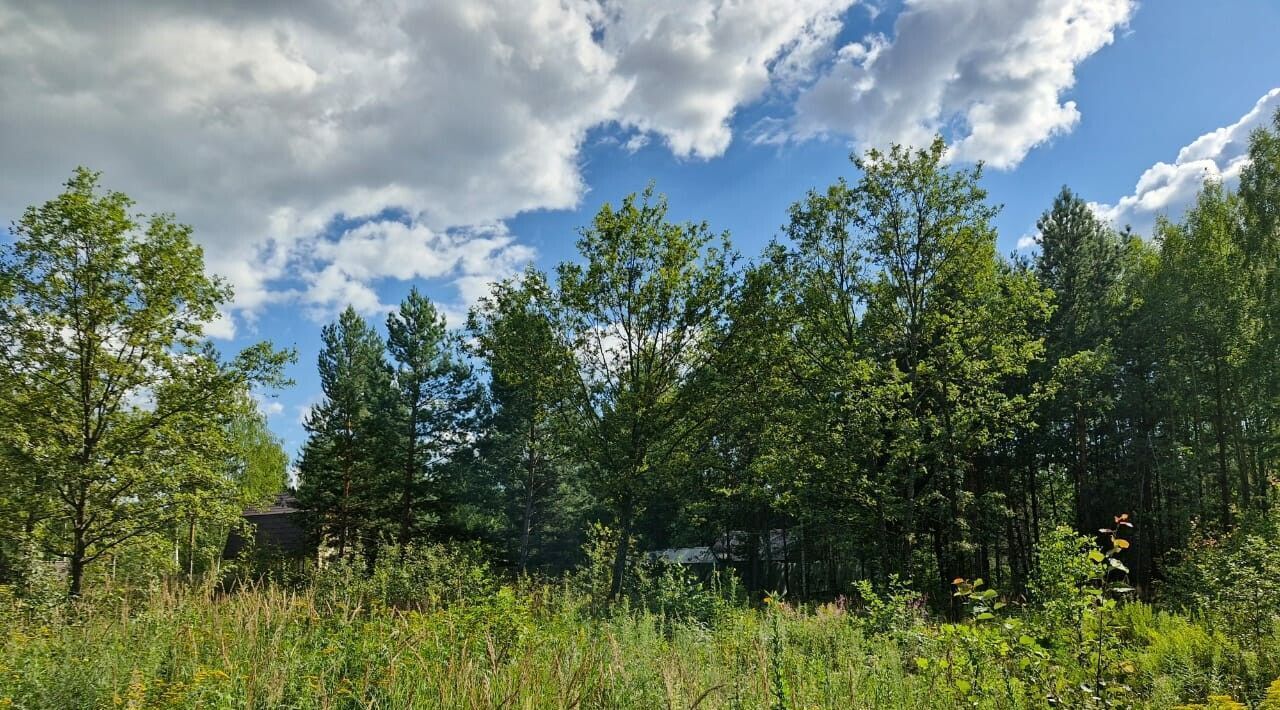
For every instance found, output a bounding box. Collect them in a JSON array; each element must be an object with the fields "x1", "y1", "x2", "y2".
[
  {"x1": 0, "y1": 0, "x2": 856, "y2": 337},
  {"x1": 299, "y1": 220, "x2": 535, "y2": 324},
  {"x1": 603, "y1": 0, "x2": 856, "y2": 157},
  {"x1": 776, "y1": 0, "x2": 1136, "y2": 169},
  {"x1": 252, "y1": 394, "x2": 286, "y2": 418},
  {"x1": 1093, "y1": 88, "x2": 1280, "y2": 236}
]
